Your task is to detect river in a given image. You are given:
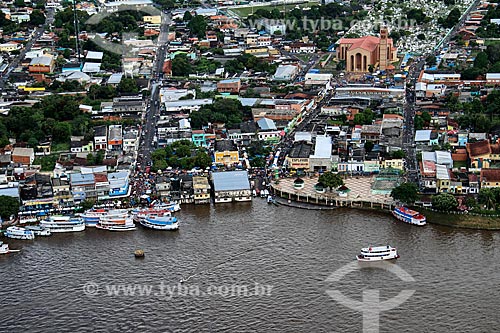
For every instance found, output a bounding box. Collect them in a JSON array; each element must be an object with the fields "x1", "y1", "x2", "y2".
[{"x1": 1, "y1": 200, "x2": 499, "y2": 332}]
